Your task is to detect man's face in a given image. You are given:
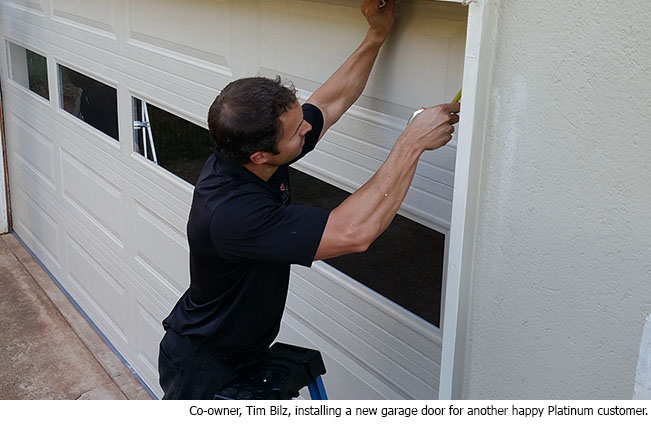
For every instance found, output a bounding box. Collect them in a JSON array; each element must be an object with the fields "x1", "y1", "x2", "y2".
[{"x1": 267, "y1": 101, "x2": 312, "y2": 165}]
